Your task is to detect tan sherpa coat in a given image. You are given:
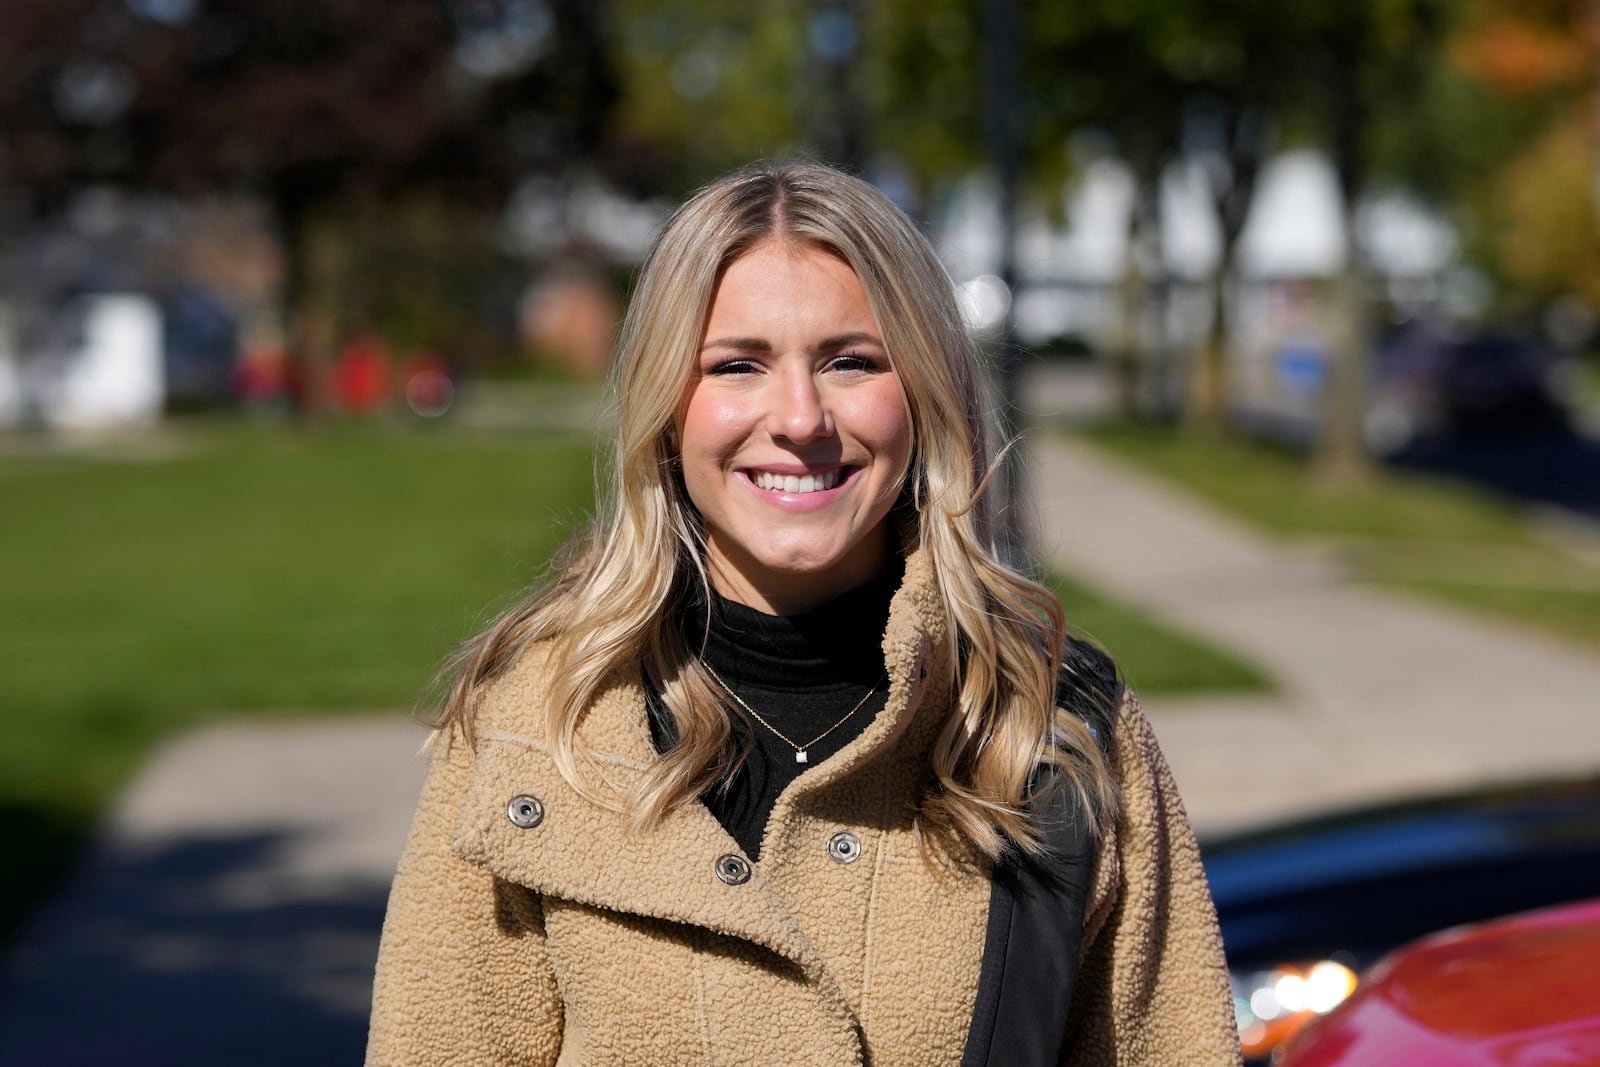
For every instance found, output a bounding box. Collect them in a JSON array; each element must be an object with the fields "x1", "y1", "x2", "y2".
[{"x1": 366, "y1": 548, "x2": 1243, "y2": 1066}]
